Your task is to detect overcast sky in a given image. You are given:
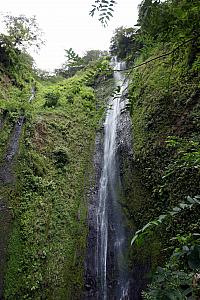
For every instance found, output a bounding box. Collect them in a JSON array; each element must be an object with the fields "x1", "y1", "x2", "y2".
[{"x1": 1, "y1": 0, "x2": 141, "y2": 71}]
